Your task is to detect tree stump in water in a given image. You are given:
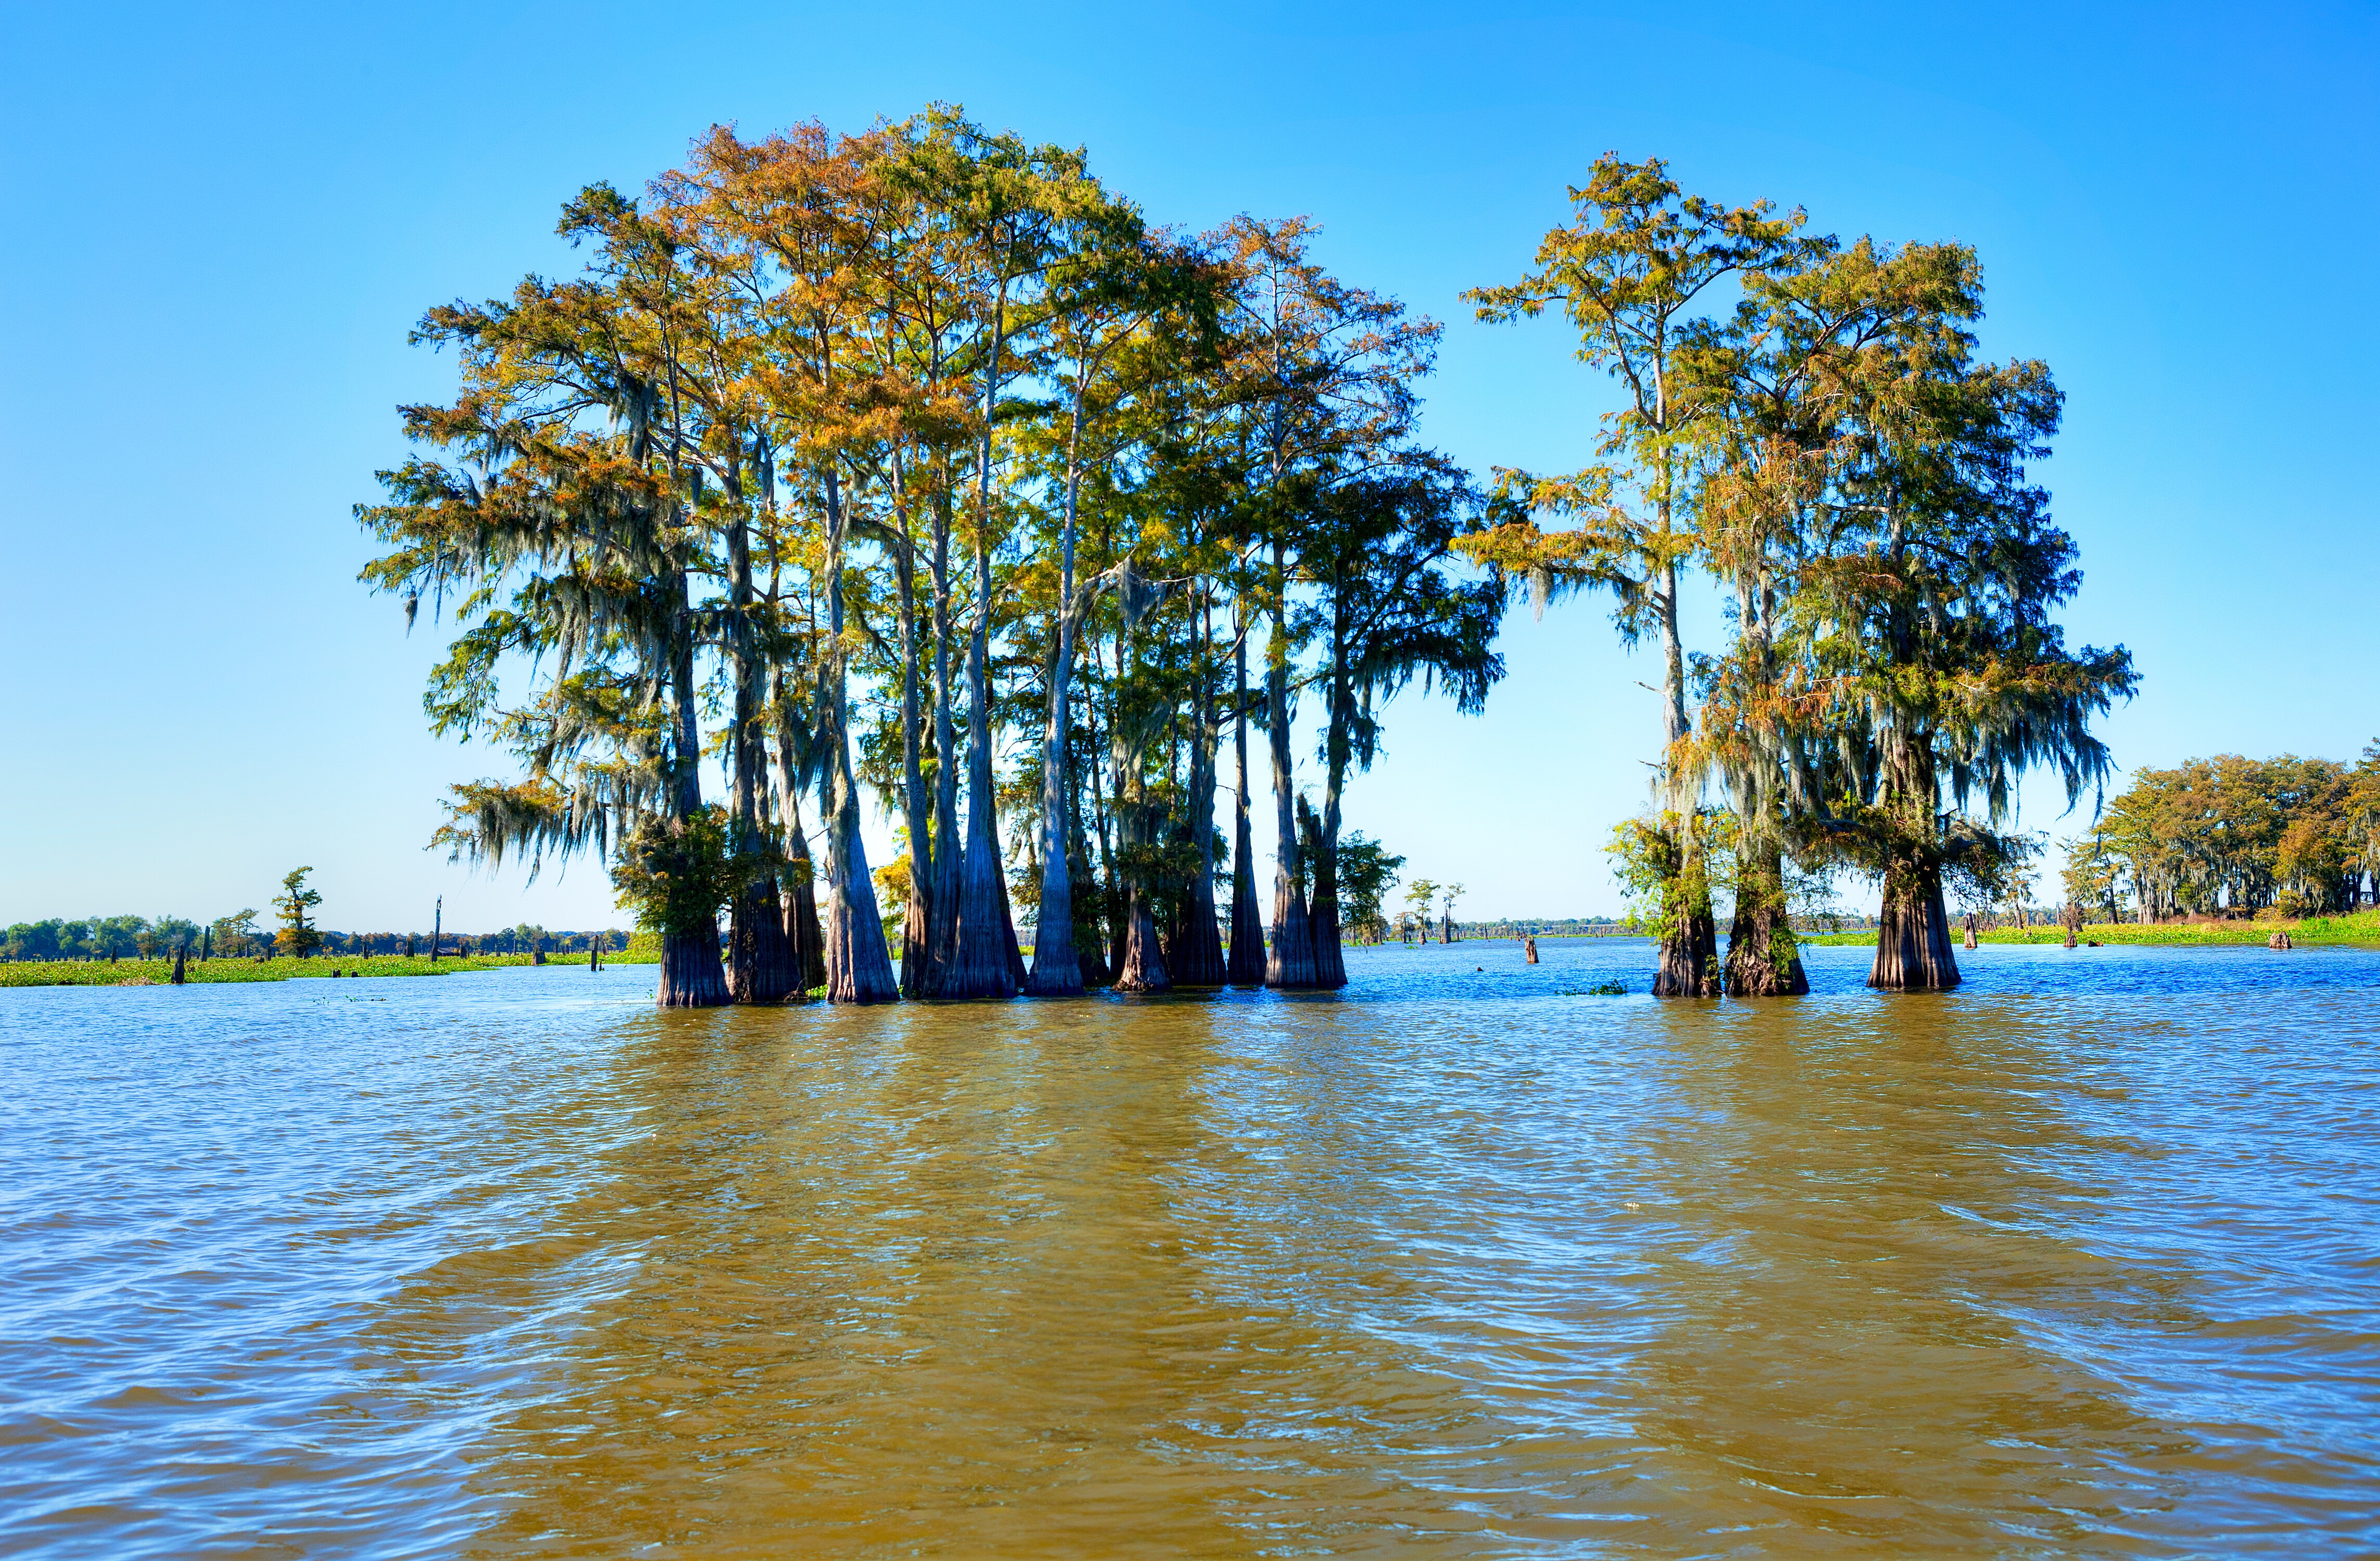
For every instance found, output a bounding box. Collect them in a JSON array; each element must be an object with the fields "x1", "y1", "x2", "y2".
[
  {"x1": 170, "y1": 945, "x2": 186, "y2": 985},
  {"x1": 1963, "y1": 914, "x2": 1979, "y2": 951},
  {"x1": 1524, "y1": 936, "x2": 1538, "y2": 965}
]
